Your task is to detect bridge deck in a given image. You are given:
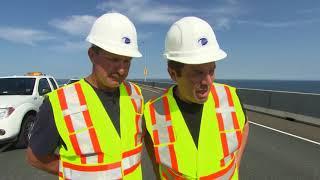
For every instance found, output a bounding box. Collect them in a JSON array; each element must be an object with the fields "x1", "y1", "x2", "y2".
[{"x1": 0, "y1": 86, "x2": 319, "y2": 179}]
